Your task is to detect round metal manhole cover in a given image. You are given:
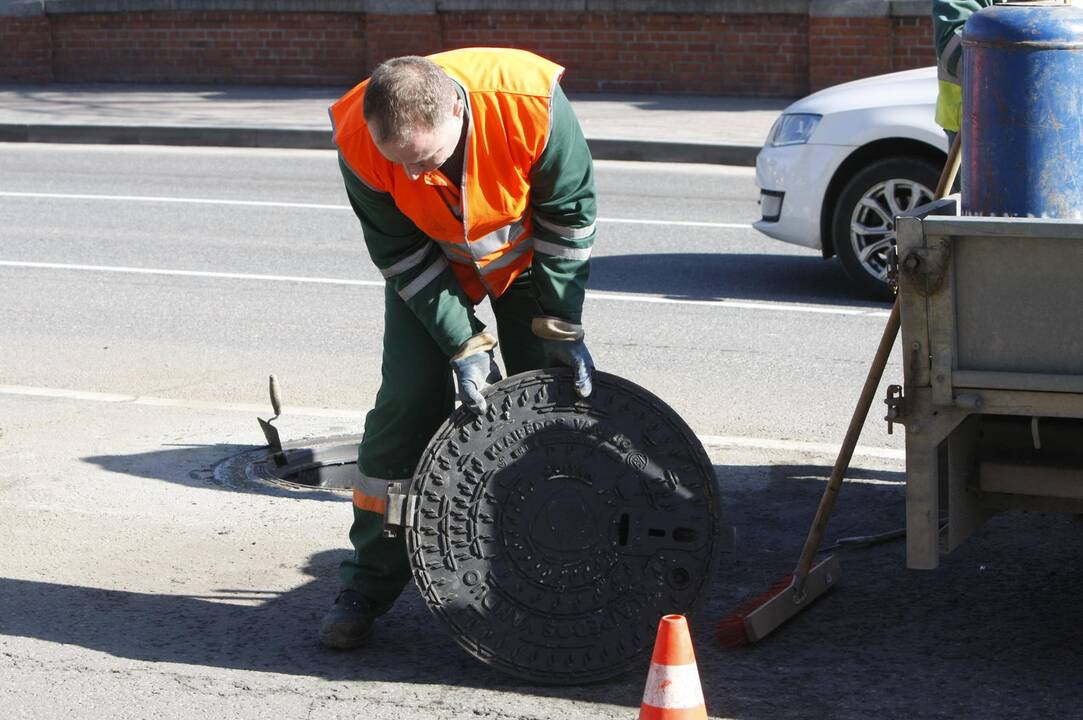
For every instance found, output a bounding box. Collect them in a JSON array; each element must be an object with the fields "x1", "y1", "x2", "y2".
[{"x1": 407, "y1": 370, "x2": 720, "y2": 684}]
